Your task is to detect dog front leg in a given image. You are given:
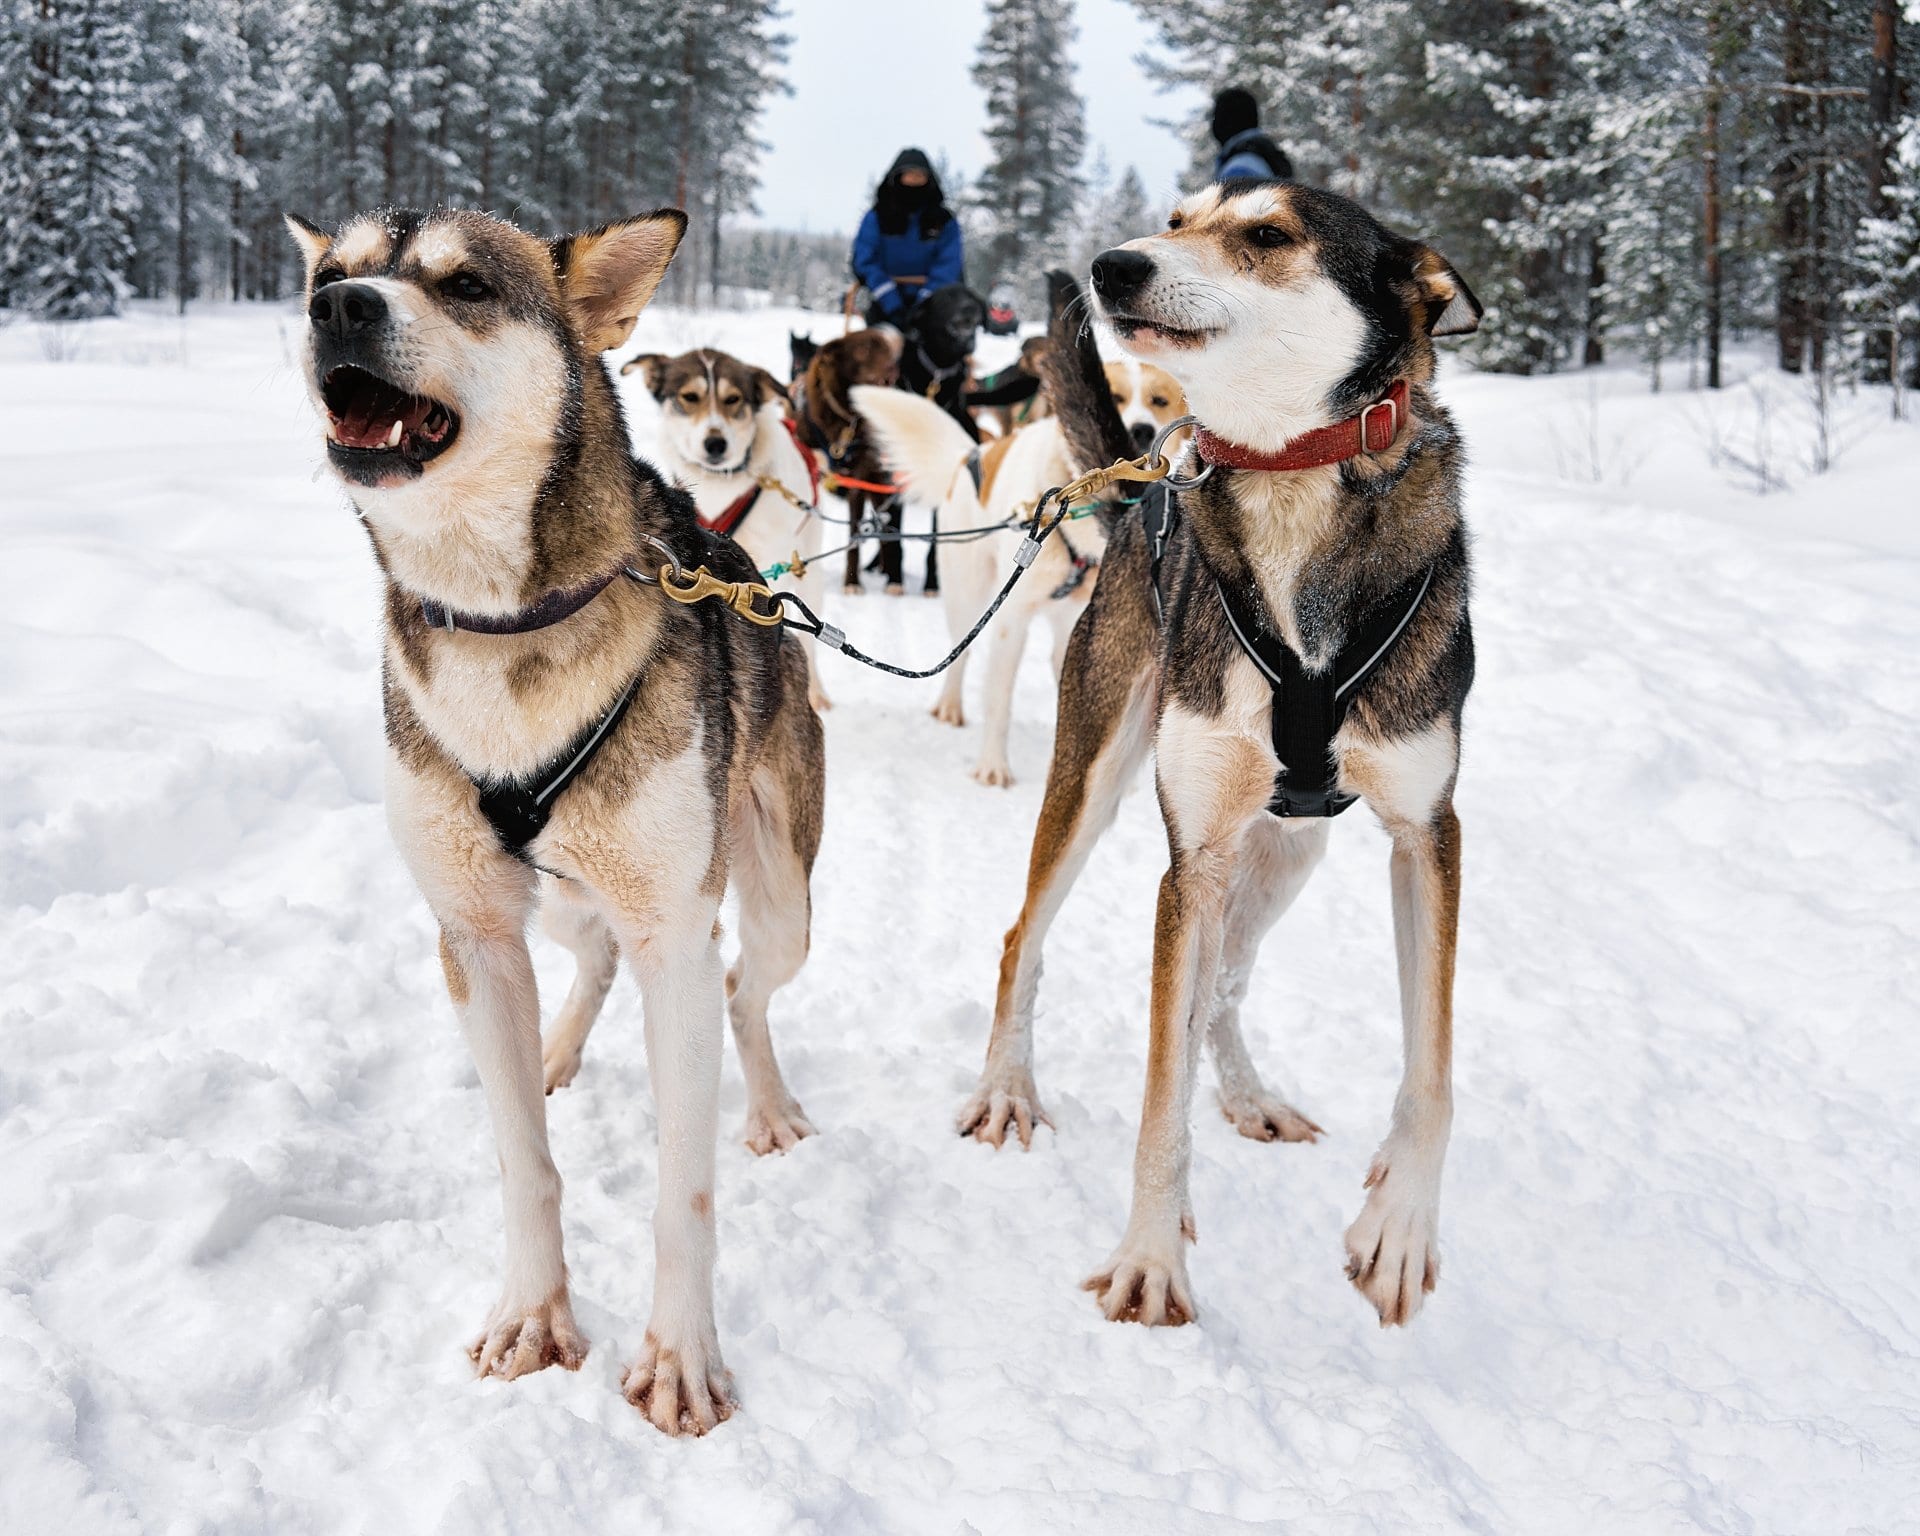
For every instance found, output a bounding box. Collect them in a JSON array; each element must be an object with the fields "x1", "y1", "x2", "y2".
[
  {"x1": 1085, "y1": 714, "x2": 1269, "y2": 1324},
  {"x1": 1343, "y1": 804, "x2": 1461, "y2": 1326},
  {"x1": 440, "y1": 912, "x2": 587, "y2": 1378},
  {"x1": 620, "y1": 914, "x2": 734, "y2": 1435}
]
